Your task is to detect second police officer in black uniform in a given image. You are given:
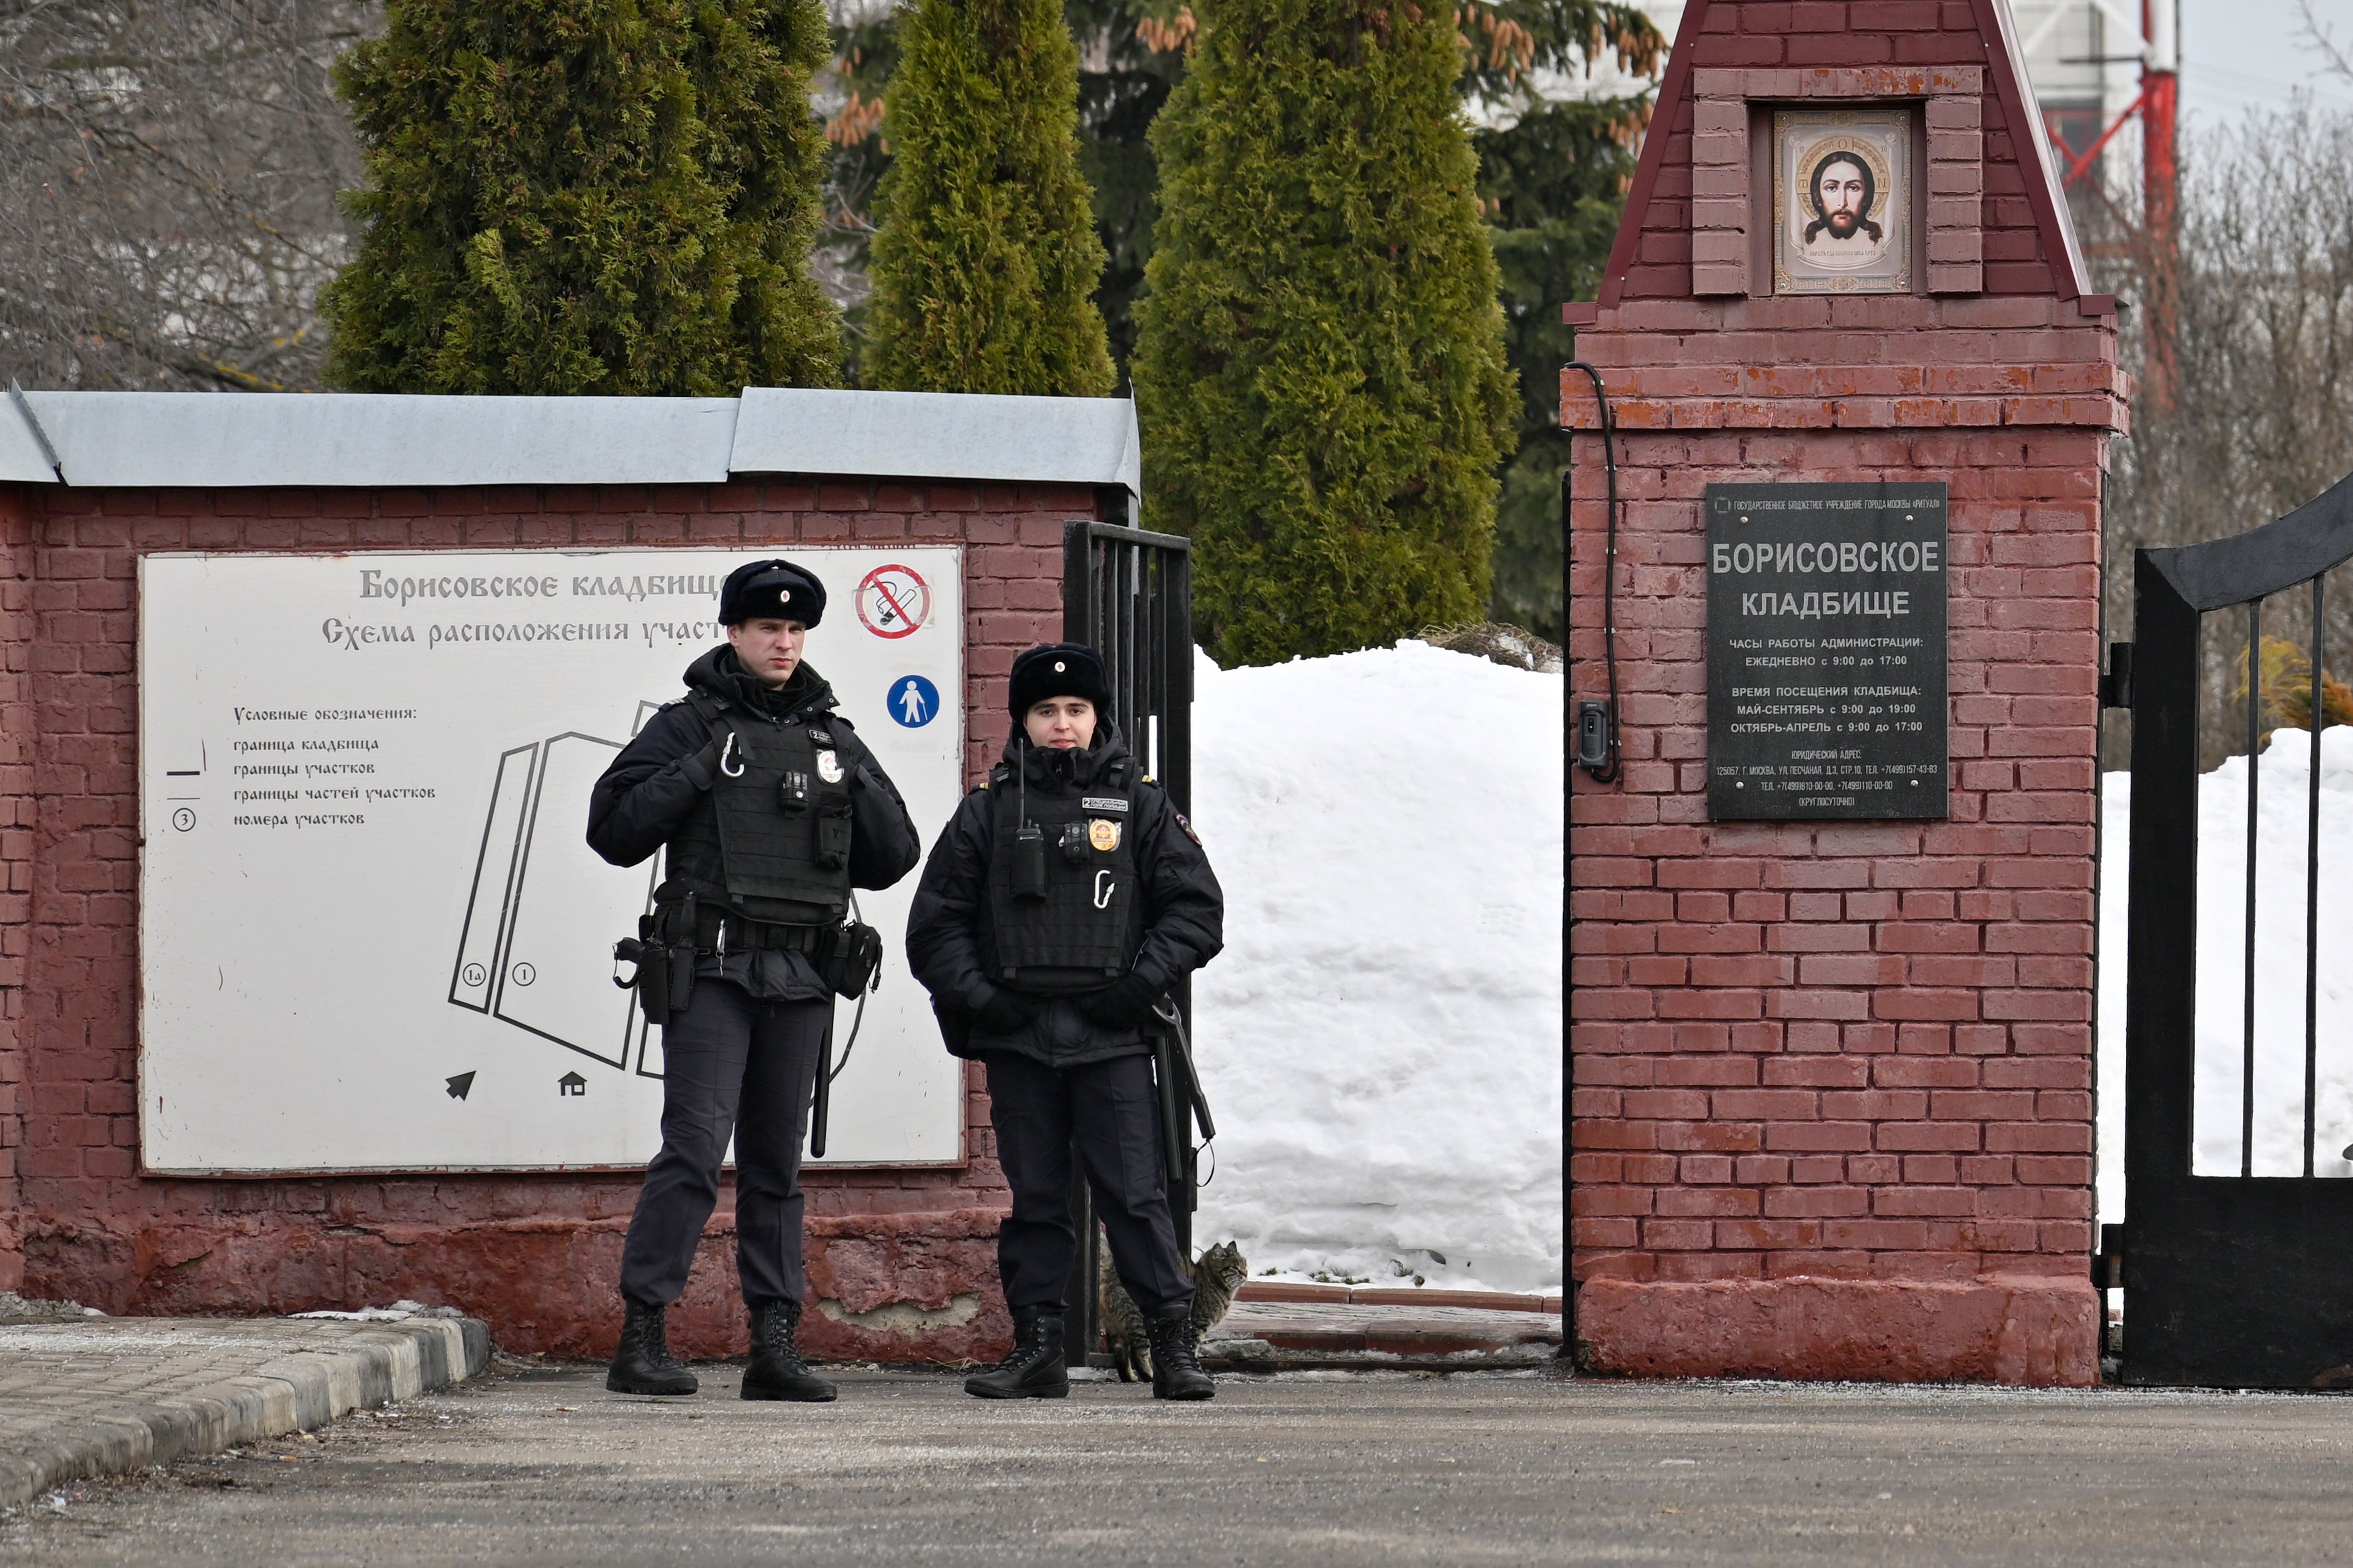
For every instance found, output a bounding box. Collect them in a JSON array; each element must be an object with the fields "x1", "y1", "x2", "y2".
[
  {"x1": 906, "y1": 643, "x2": 1224, "y2": 1401},
  {"x1": 588, "y1": 558, "x2": 921, "y2": 1403}
]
